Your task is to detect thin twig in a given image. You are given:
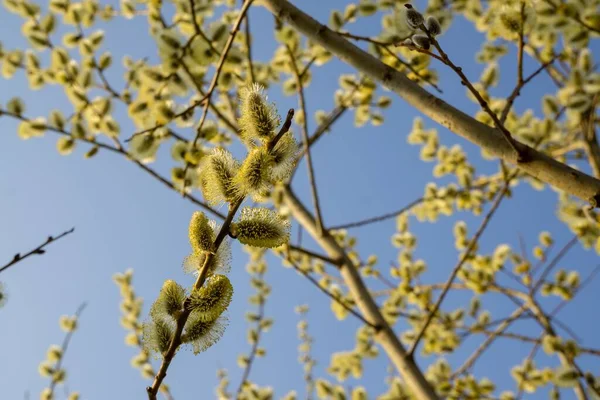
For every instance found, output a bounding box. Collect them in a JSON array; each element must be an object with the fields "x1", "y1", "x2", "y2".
[
  {"x1": 182, "y1": 0, "x2": 254, "y2": 192},
  {"x1": 47, "y1": 303, "x2": 87, "y2": 398},
  {"x1": 287, "y1": 245, "x2": 341, "y2": 266},
  {"x1": 451, "y1": 306, "x2": 528, "y2": 378},
  {"x1": 235, "y1": 271, "x2": 267, "y2": 396},
  {"x1": 287, "y1": 45, "x2": 326, "y2": 235},
  {"x1": 284, "y1": 249, "x2": 375, "y2": 327},
  {"x1": 408, "y1": 181, "x2": 510, "y2": 357},
  {"x1": 0, "y1": 228, "x2": 75, "y2": 275}
]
